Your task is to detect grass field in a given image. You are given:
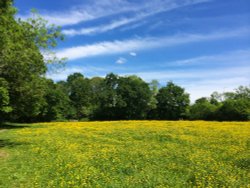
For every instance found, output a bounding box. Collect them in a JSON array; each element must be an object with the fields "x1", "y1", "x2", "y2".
[{"x1": 0, "y1": 121, "x2": 249, "y2": 187}]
